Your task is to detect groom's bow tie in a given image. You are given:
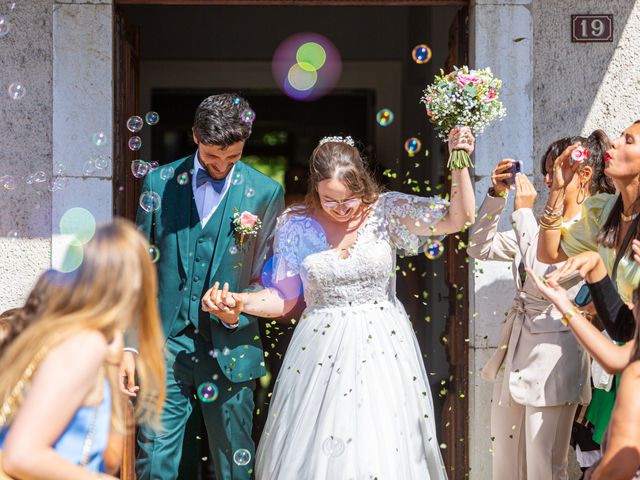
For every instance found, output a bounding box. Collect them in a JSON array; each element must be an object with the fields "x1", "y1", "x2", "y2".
[{"x1": 196, "y1": 169, "x2": 226, "y2": 193}]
